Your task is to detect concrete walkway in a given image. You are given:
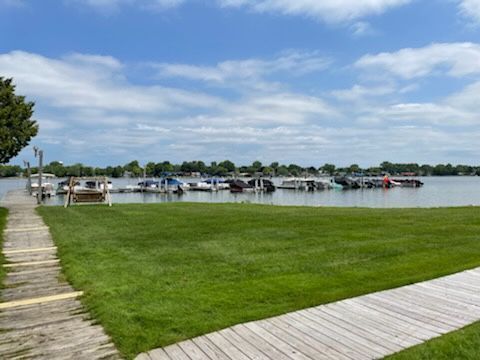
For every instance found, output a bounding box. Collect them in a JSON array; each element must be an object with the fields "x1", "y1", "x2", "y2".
[
  {"x1": 0, "y1": 190, "x2": 121, "y2": 359},
  {"x1": 137, "y1": 269, "x2": 480, "y2": 359}
]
